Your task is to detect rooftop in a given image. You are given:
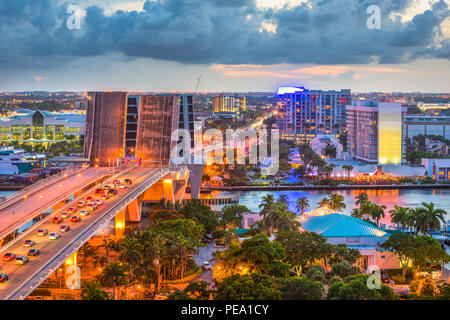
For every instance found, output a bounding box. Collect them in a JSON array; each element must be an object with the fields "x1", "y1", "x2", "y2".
[{"x1": 301, "y1": 213, "x2": 388, "y2": 238}]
